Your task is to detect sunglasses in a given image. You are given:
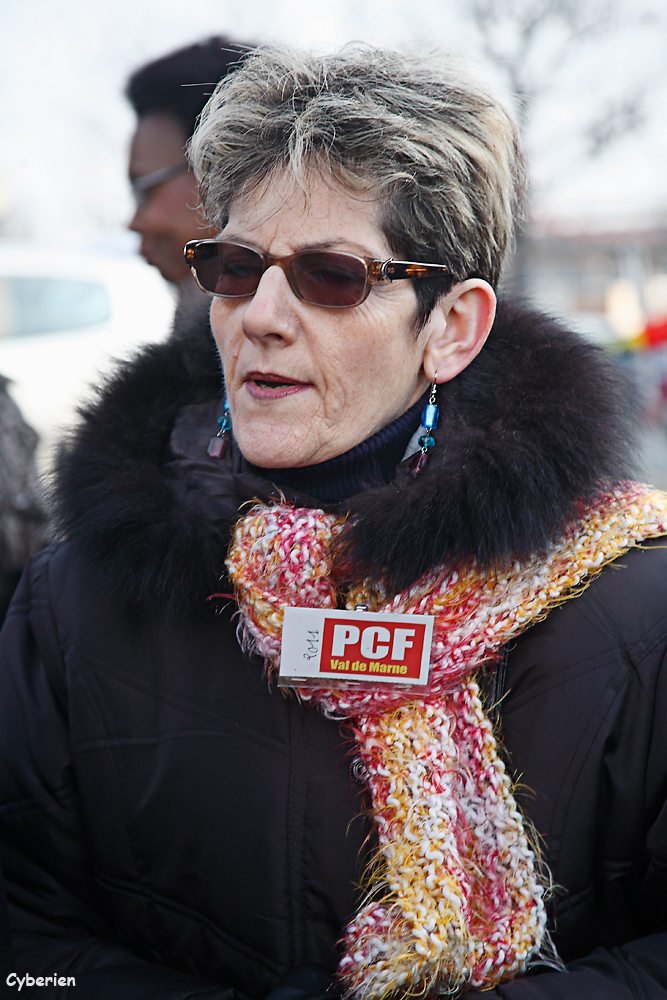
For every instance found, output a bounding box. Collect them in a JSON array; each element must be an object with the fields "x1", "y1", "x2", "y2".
[{"x1": 183, "y1": 239, "x2": 450, "y2": 309}]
